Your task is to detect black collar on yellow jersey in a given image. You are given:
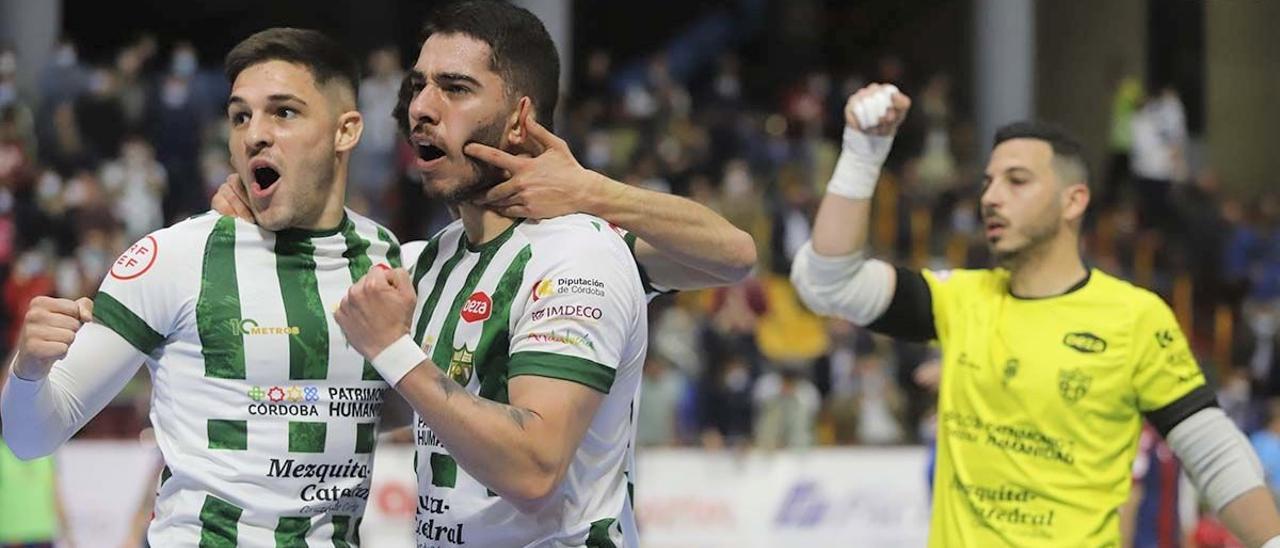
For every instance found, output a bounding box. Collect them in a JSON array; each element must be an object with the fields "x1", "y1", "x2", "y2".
[{"x1": 1008, "y1": 268, "x2": 1092, "y2": 300}]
